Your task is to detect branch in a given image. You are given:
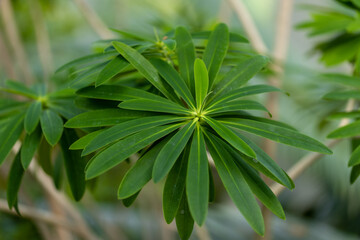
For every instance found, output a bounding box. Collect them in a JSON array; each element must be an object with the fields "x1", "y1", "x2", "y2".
[
  {"x1": 0, "y1": 199, "x2": 90, "y2": 238},
  {"x1": 225, "y1": 0, "x2": 268, "y2": 54}
]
